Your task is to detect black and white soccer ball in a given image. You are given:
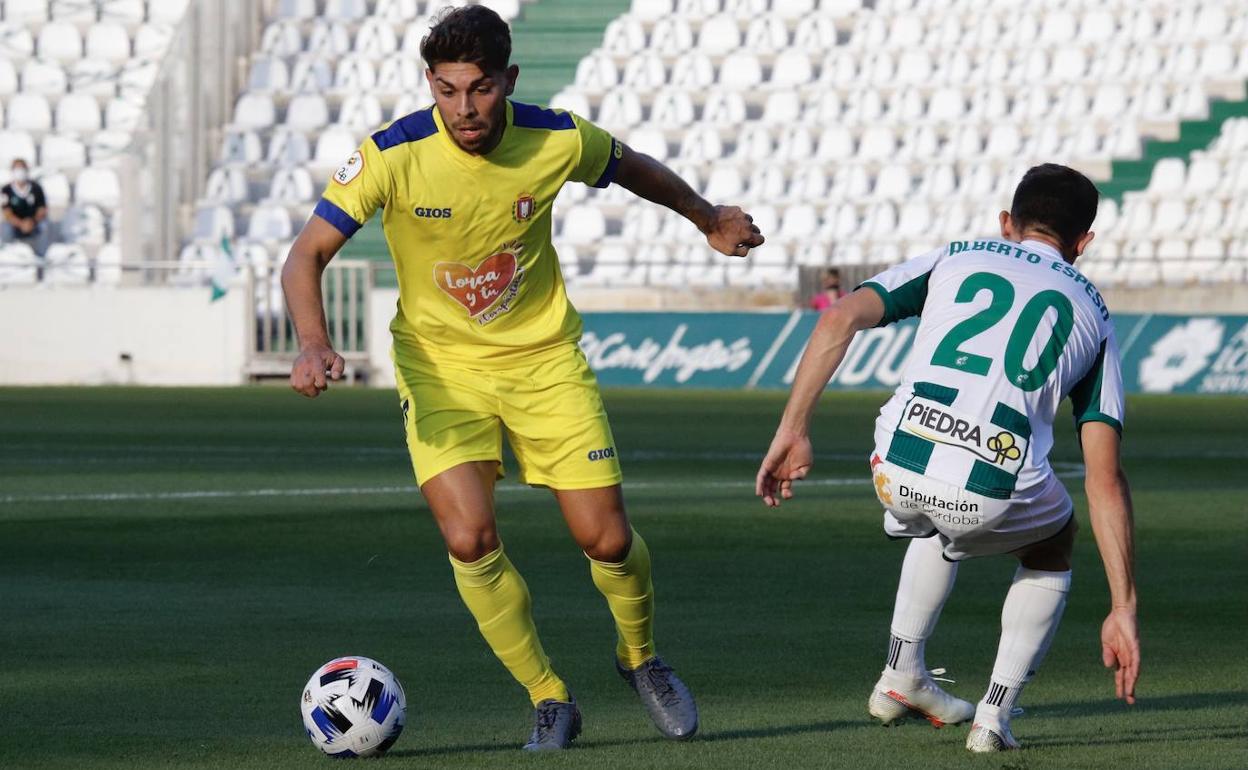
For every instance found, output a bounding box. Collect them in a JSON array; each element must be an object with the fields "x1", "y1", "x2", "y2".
[{"x1": 301, "y1": 656, "x2": 406, "y2": 758}]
